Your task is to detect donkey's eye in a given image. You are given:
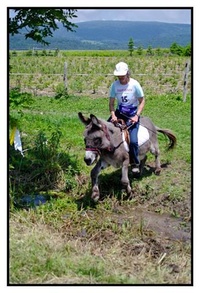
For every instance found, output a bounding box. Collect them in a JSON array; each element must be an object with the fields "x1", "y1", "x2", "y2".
[{"x1": 93, "y1": 137, "x2": 101, "y2": 146}]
